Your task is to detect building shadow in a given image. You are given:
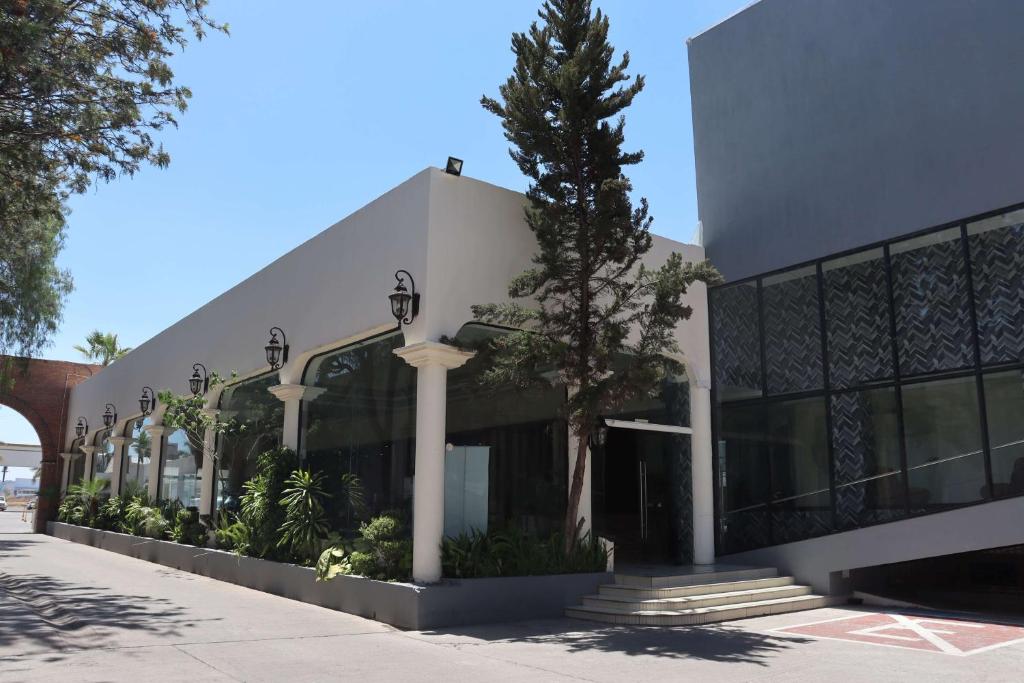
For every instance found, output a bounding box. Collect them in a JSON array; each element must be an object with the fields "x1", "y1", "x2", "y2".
[
  {"x1": 0, "y1": 567, "x2": 219, "y2": 658},
  {"x1": 420, "y1": 617, "x2": 813, "y2": 665}
]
